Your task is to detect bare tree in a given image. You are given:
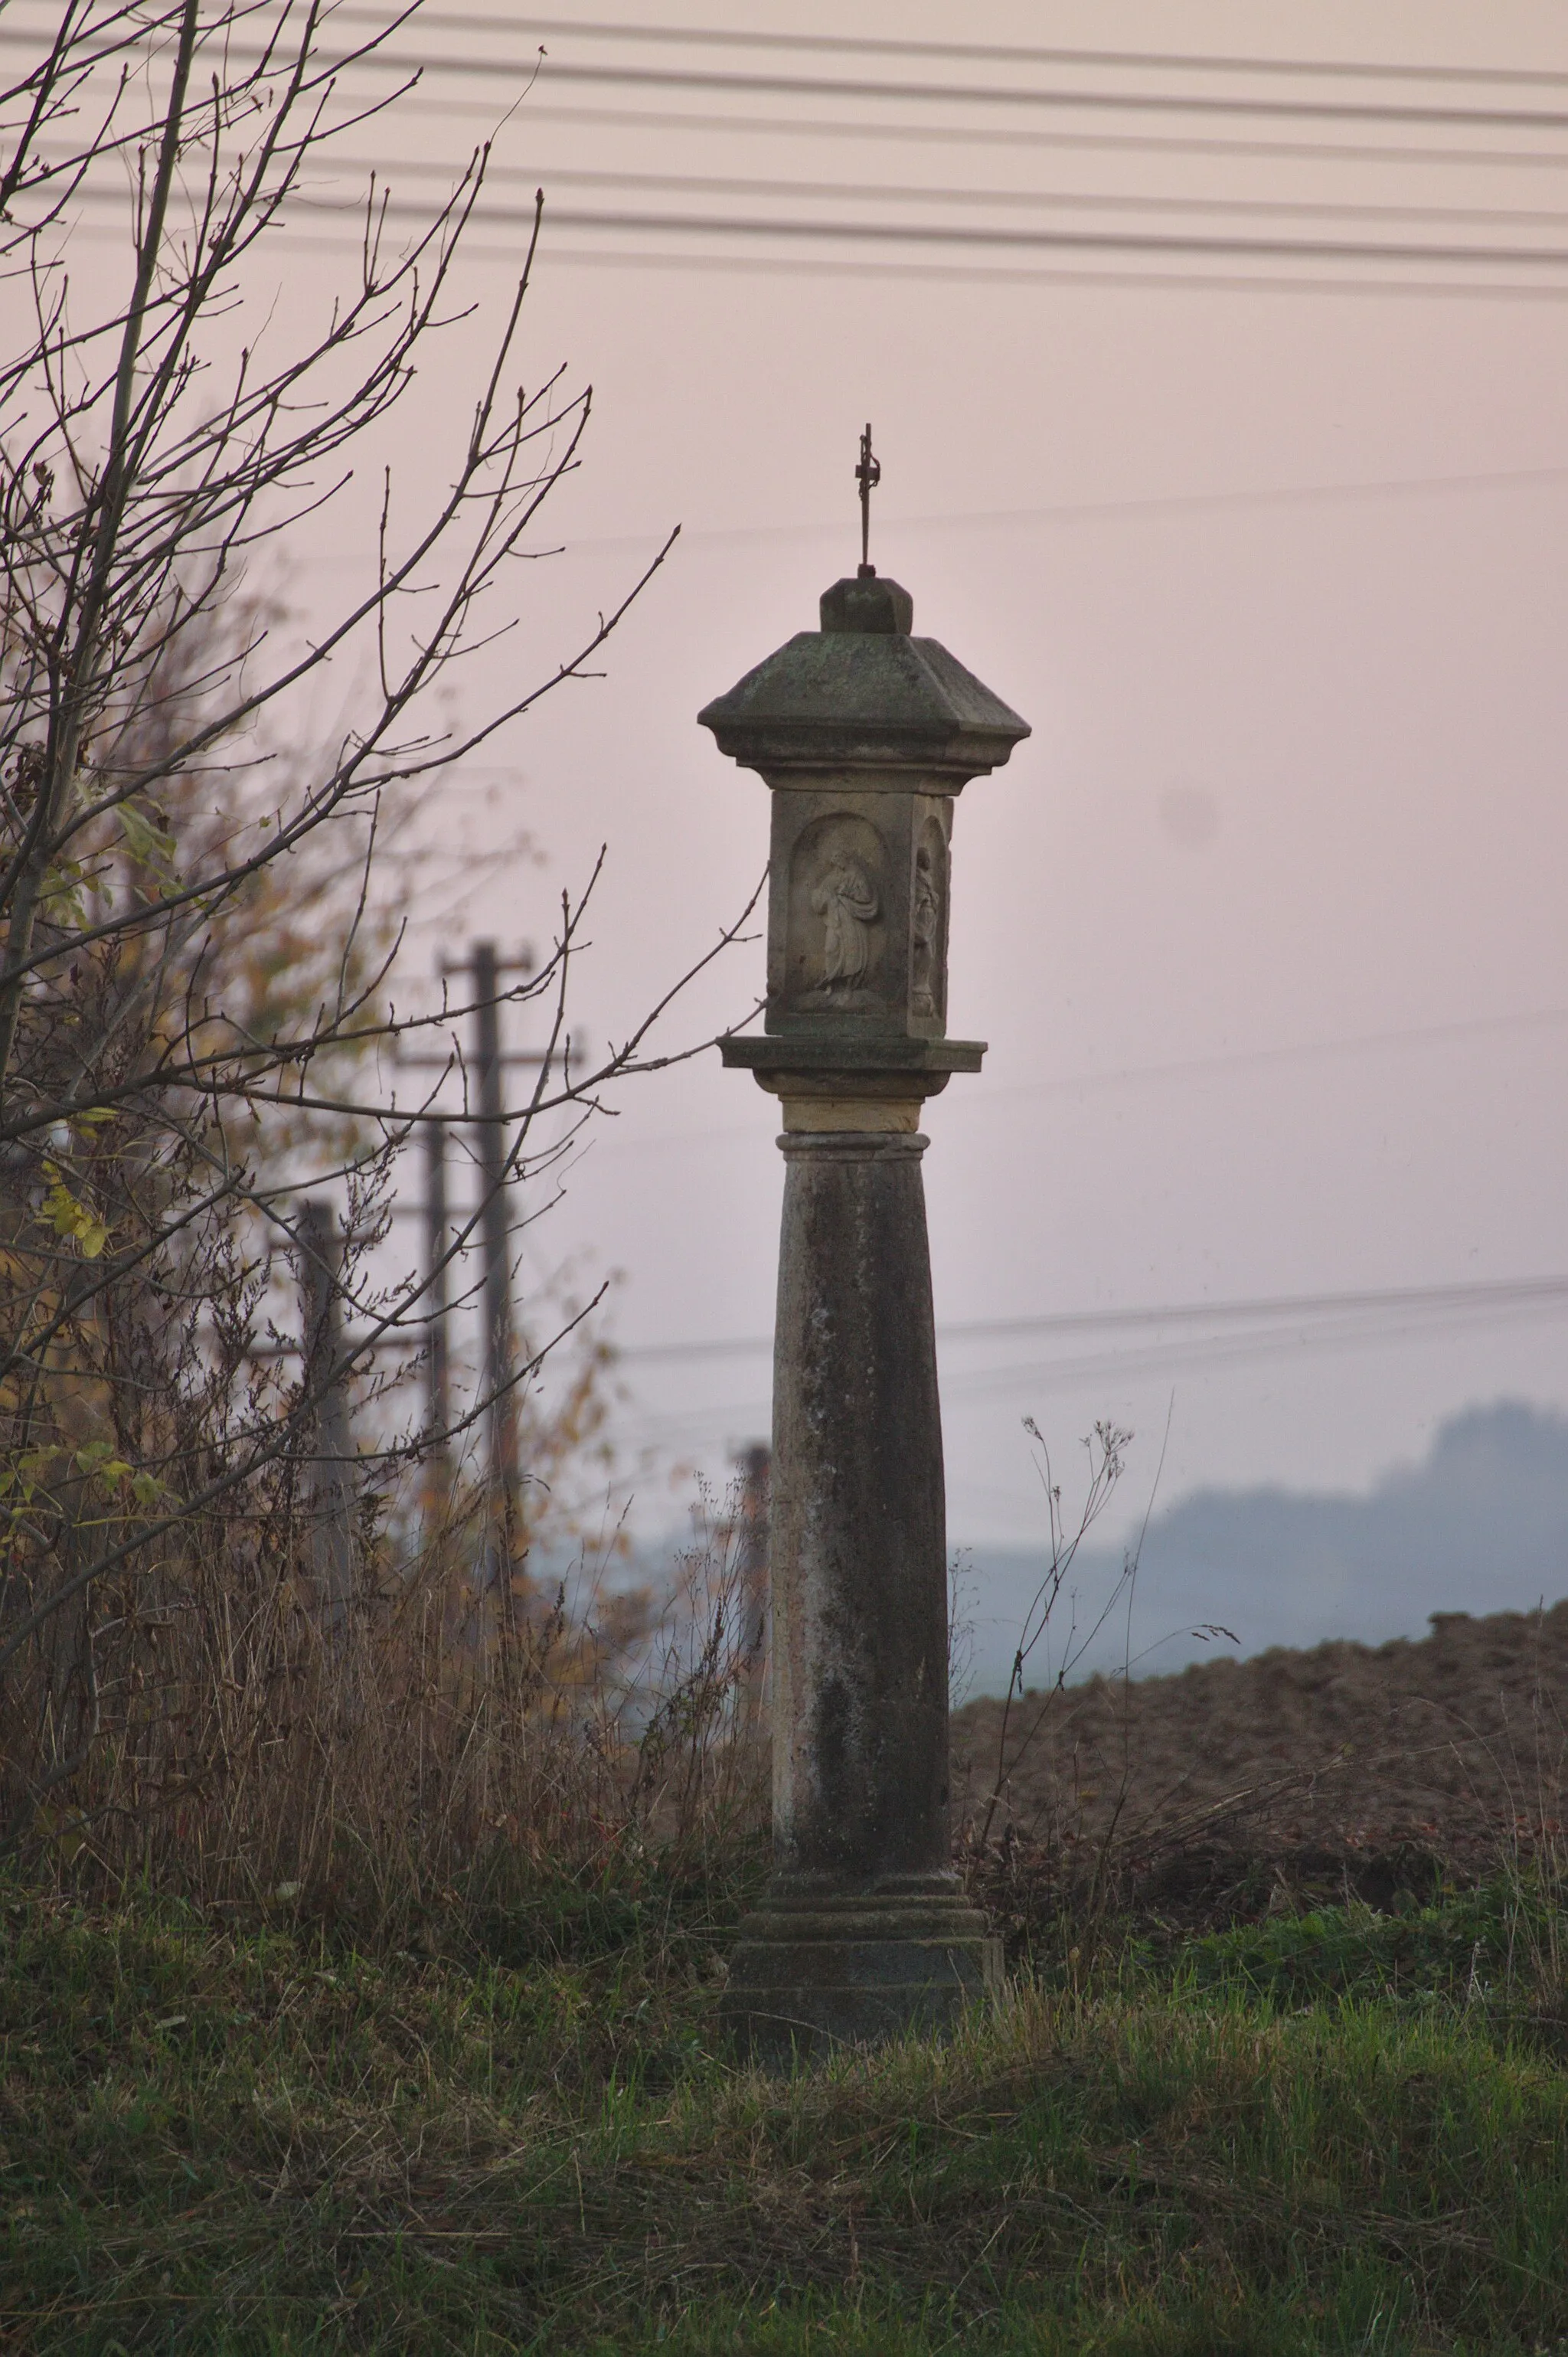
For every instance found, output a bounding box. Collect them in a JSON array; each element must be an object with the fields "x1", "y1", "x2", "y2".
[{"x1": 0, "y1": 1, "x2": 750, "y2": 1840}]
